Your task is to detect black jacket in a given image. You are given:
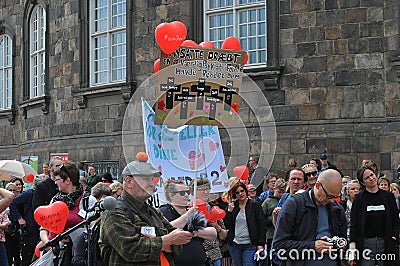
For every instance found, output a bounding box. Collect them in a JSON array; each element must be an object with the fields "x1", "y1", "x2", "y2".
[
  {"x1": 350, "y1": 189, "x2": 399, "y2": 266},
  {"x1": 273, "y1": 189, "x2": 347, "y2": 266},
  {"x1": 224, "y1": 198, "x2": 266, "y2": 247},
  {"x1": 32, "y1": 177, "x2": 58, "y2": 210}
]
